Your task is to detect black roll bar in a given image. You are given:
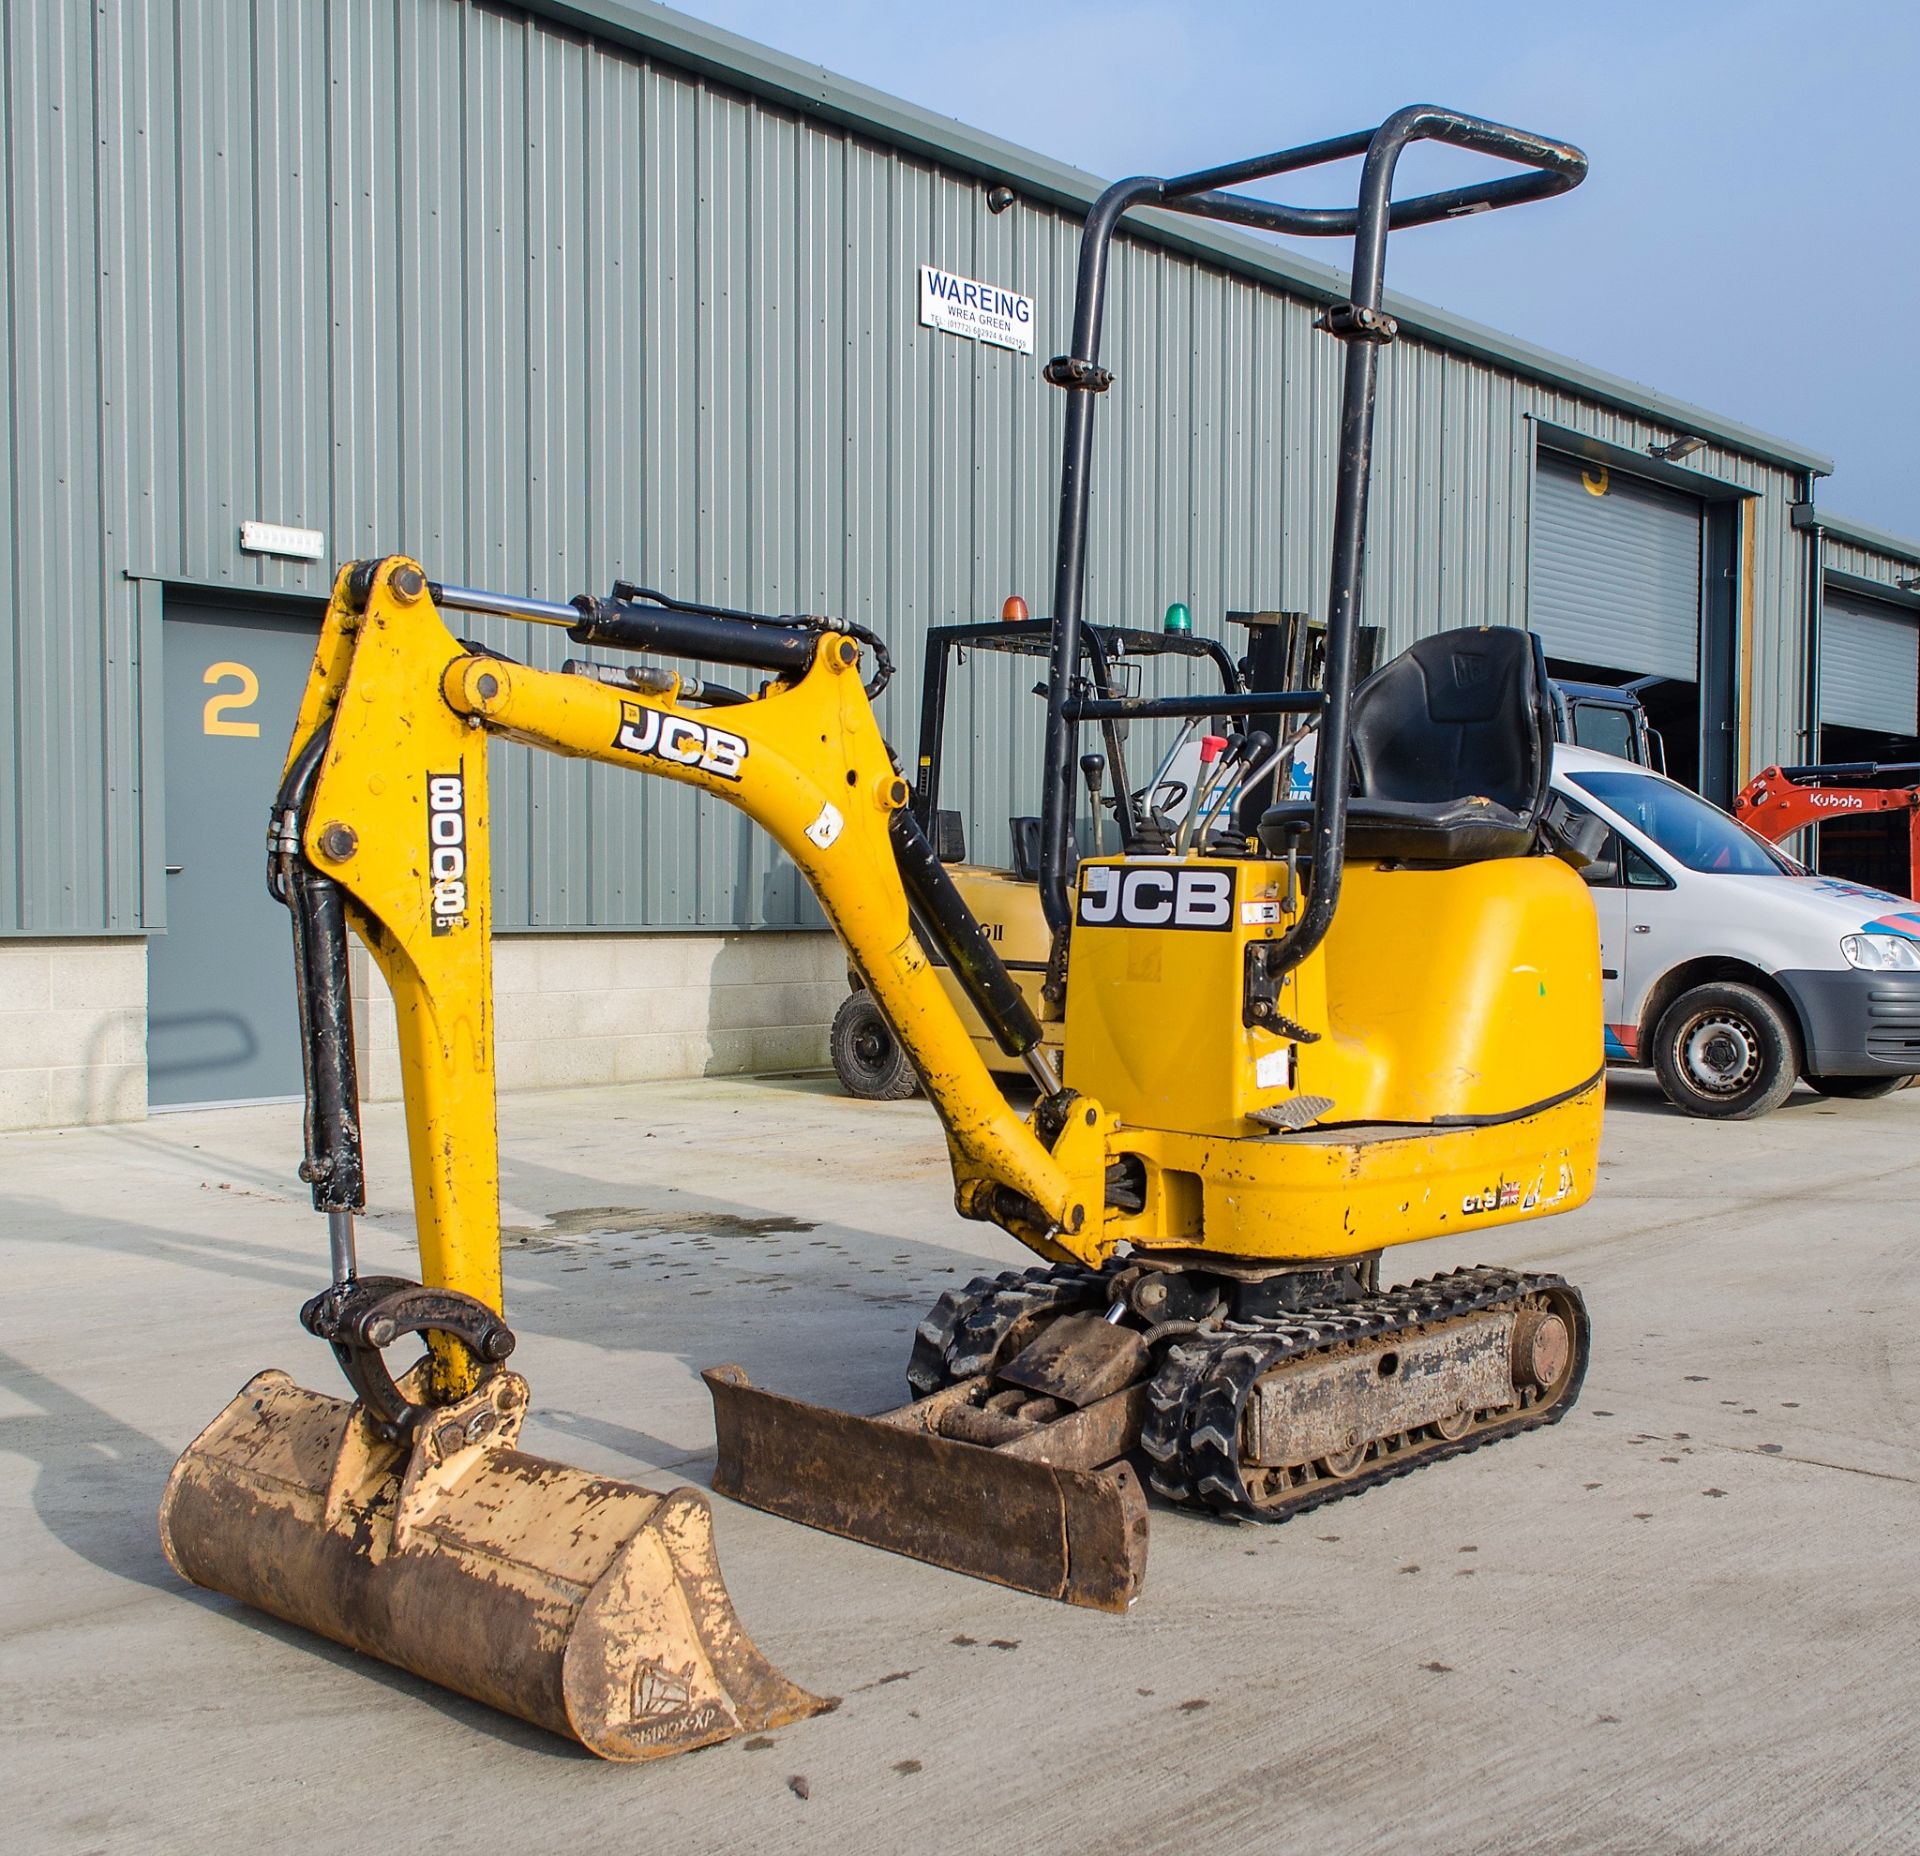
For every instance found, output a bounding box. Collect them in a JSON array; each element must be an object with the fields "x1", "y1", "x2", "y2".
[{"x1": 1036, "y1": 106, "x2": 1586, "y2": 979}]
